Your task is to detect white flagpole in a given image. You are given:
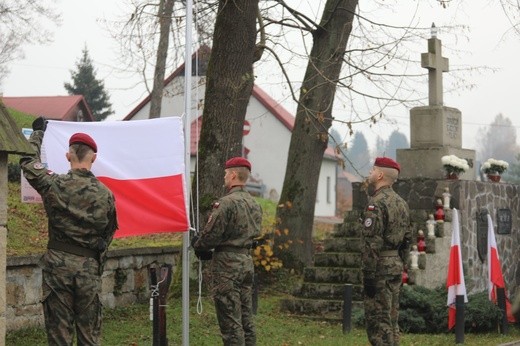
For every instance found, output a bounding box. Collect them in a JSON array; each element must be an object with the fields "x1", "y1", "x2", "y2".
[{"x1": 182, "y1": 0, "x2": 193, "y2": 344}]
